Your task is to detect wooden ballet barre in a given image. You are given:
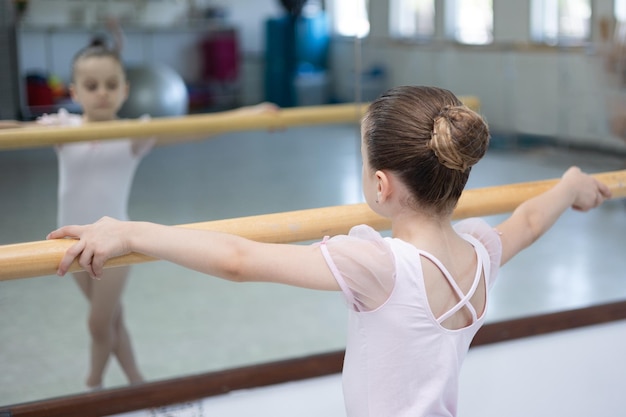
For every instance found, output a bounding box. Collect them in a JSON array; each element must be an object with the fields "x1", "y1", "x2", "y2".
[
  {"x1": 0, "y1": 104, "x2": 363, "y2": 150},
  {"x1": 1, "y1": 169, "x2": 624, "y2": 282},
  {"x1": 0, "y1": 97, "x2": 480, "y2": 150}
]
